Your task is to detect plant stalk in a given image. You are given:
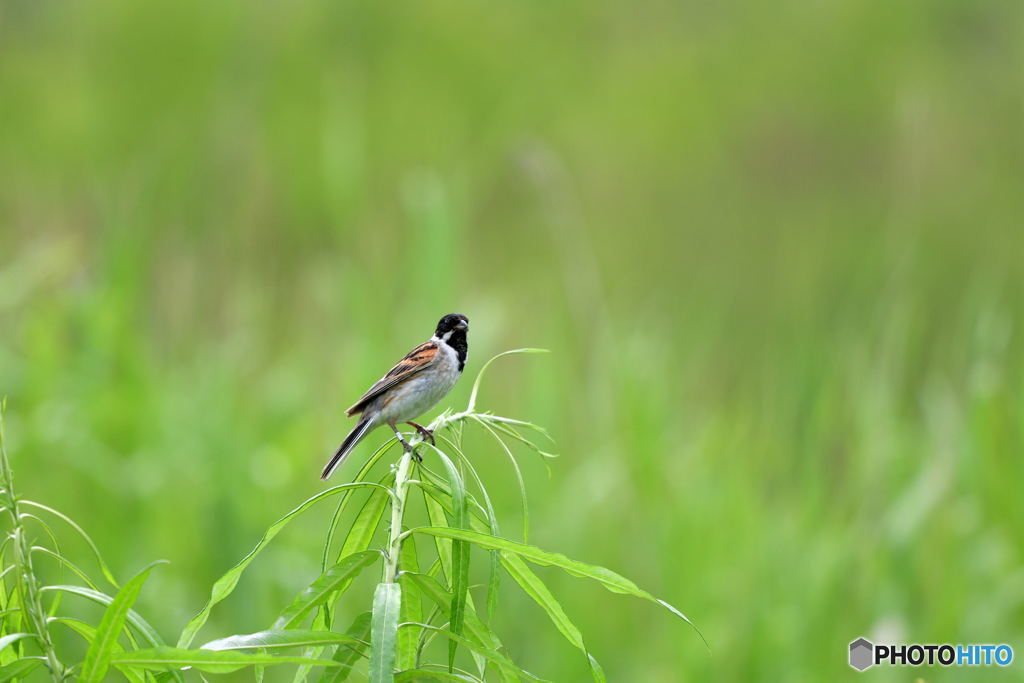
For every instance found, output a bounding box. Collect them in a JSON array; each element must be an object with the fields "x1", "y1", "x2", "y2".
[
  {"x1": 381, "y1": 408, "x2": 471, "y2": 583},
  {"x1": 382, "y1": 449, "x2": 415, "y2": 583},
  {"x1": 0, "y1": 405, "x2": 65, "y2": 681}
]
